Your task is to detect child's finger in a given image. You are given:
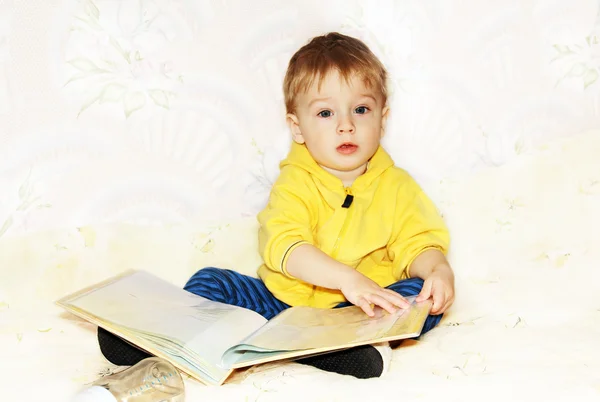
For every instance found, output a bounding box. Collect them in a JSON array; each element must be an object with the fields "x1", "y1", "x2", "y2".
[
  {"x1": 416, "y1": 279, "x2": 433, "y2": 302},
  {"x1": 367, "y1": 294, "x2": 397, "y2": 315},
  {"x1": 438, "y1": 300, "x2": 451, "y2": 314},
  {"x1": 439, "y1": 293, "x2": 455, "y2": 314},
  {"x1": 437, "y1": 299, "x2": 450, "y2": 314},
  {"x1": 356, "y1": 298, "x2": 375, "y2": 317},
  {"x1": 382, "y1": 289, "x2": 411, "y2": 309},
  {"x1": 430, "y1": 286, "x2": 445, "y2": 314}
]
